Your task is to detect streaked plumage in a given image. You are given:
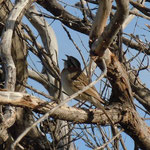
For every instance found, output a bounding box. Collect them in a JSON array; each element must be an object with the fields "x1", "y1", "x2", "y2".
[{"x1": 61, "y1": 55, "x2": 105, "y2": 106}]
